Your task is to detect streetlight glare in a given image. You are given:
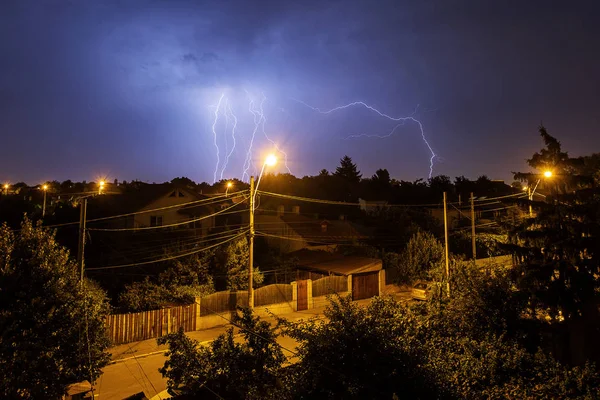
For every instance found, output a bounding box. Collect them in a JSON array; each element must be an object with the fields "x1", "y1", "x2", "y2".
[
  {"x1": 227, "y1": 181, "x2": 233, "y2": 188},
  {"x1": 522, "y1": 186, "x2": 528, "y2": 191},
  {"x1": 543, "y1": 170, "x2": 553, "y2": 178},
  {"x1": 3, "y1": 184, "x2": 8, "y2": 189},
  {"x1": 42, "y1": 184, "x2": 48, "y2": 191},
  {"x1": 99, "y1": 180, "x2": 105, "y2": 187},
  {"x1": 265, "y1": 154, "x2": 277, "y2": 167}
]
